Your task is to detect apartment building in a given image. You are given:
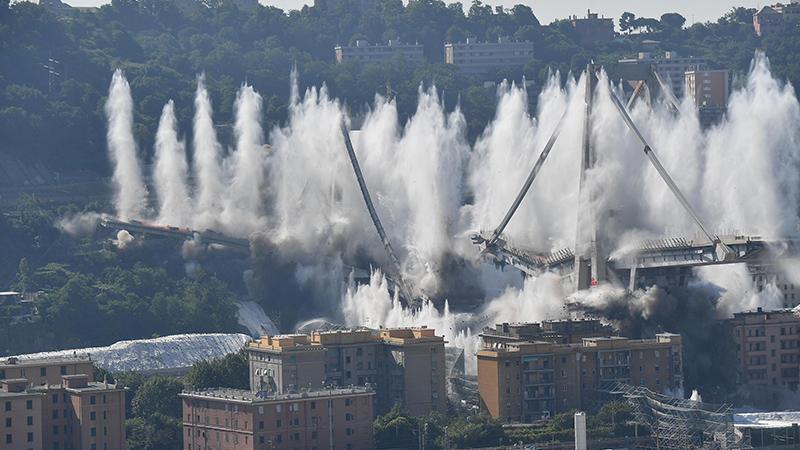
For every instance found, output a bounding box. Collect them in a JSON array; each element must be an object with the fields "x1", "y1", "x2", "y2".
[
  {"x1": 0, "y1": 357, "x2": 126, "y2": 450},
  {"x1": 334, "y1": 40, "x2": 424, "y2": 64},
  {"x1": 750, "y1": 266, "x2": 800, "y2": 308},
  {"x1": 753, "y1": 1, "x2": 800, "y2": 36},
  {"x1": 0, "y1": 356, "x2": 95, "y2": 386},
  {"x1": 445, "y1": 37, "x2": 534, "y2": 78},
  {"x1": 247, "y1": 327, "x2": 446, "y2": 415},
  {"x1": 477, "y1": 333, "x2": 683, "y2": 422},
  {"x1": 481, "y1": 319, "x2": 615, "y2": 348},
  {"x1": 619, "y1": 51, "x2": 707, "y2": 98},
  {"x1": 685, "y1": 69, "x2": 729, "y2": 108},
  {"x1": 1, "y1": 379, "x2": 44, "y2": 450},
  {"x1": 181, "y1": 387, "x2": 374, "y2": 450},
  {"x1": 685, "y1": 69, "x2": 730, "y2": 125},
  {"x1": 730, "y1": 308, "x2": 800, "y2": 408},
  {"x1": 570, "y1": 10, "x2": 615, "y2": 45}
]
